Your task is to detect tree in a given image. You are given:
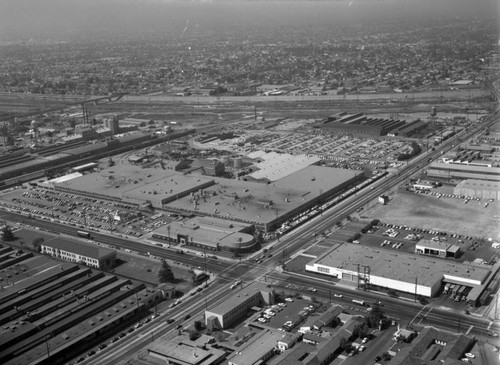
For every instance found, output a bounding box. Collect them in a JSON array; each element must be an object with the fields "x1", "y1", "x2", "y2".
[
  {"x1": 2, "y1": 226, "x2": 15, "y2": 241},
  {"x1": 194, "y1": 320, "x2": 204, "y2": 331},
  {"x1": 339, "y1": 337, "x2": 350, "y2": 351},
  {"x1": 353, "y1": 323, "x2": 369, "y2": 339},
  {"x1": 158, "y1": 260, "x2": 175, "y2": 283},
  {"x1": 32, "y1": 237, "x2": 44, "y2": 251},
  {"x1": 366, "y1": 304, "x2": 384, "y2": 328},
  {"x1": 188, "y1": 329, "x2": 200, "y2": 341}
]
